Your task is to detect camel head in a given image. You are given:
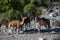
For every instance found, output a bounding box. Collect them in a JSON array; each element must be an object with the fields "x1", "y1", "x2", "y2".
[{"x1": 23, "y1": 17, "x2": 27, "y2": 19}]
